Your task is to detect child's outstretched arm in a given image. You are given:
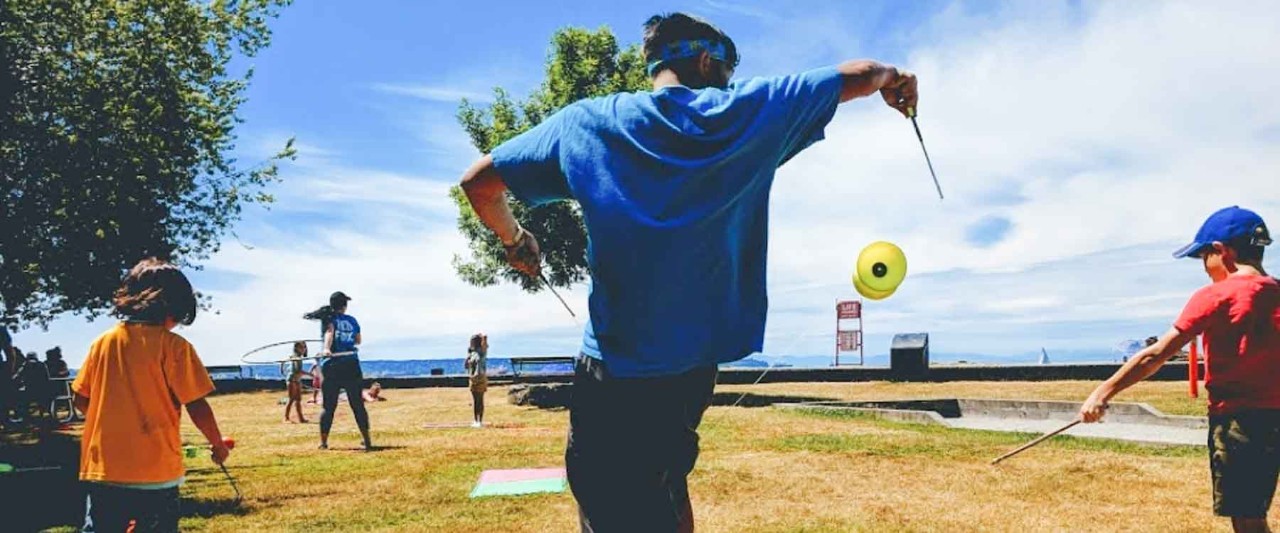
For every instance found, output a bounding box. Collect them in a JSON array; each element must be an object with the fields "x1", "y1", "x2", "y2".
[
  {"x1": 1080, "y1": 327, "x2": 1197, "y2": 422},
  {"x1": 186, "y1": 398, "x2": 230, "y2": 465}
]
